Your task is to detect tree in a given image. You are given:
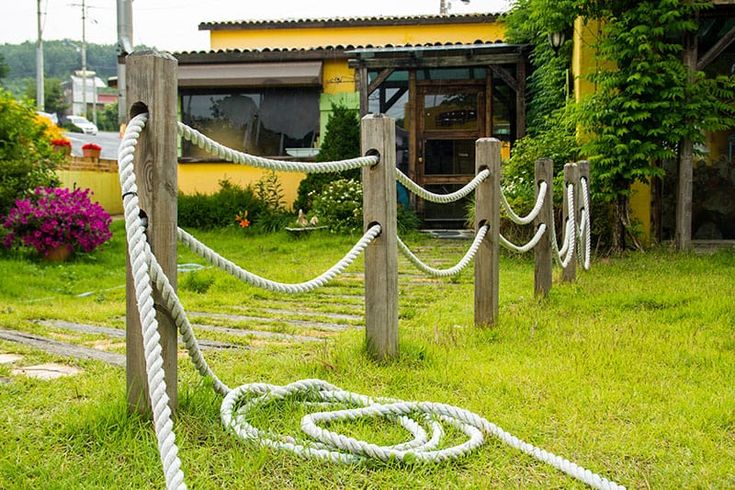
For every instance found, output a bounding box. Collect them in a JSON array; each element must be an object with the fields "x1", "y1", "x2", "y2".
[
  {"x1": 23, "y1": 77, "x2": 67, "y2": 115},
  {"x1": 293, "y1": 104, "x2": 361, "y2": 211},
  {"x1": 0, "y1": 89, "x2": 61, "y2": 215},
  {"x1": 0, "y1": 53, "x2": 8, "y2": 82}
]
